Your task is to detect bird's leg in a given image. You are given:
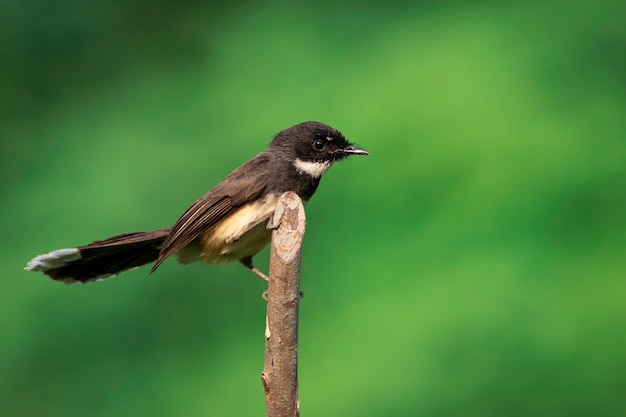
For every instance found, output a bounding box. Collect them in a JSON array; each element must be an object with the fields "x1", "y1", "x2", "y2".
[
  {"x1": 240, "y1": 256, "x2": 269, "y2": 282},
  {"x1": 240, "y1": 256, "x2": 303, "y2": 300}
]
